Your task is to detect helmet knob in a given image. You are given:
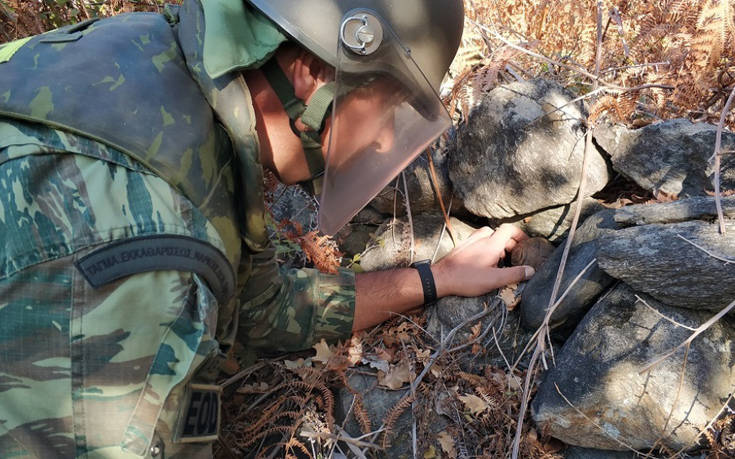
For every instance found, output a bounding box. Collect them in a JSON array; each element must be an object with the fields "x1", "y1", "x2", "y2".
[{"x1": 340, "y1": 12, "x2": 383, "y2": 55}]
